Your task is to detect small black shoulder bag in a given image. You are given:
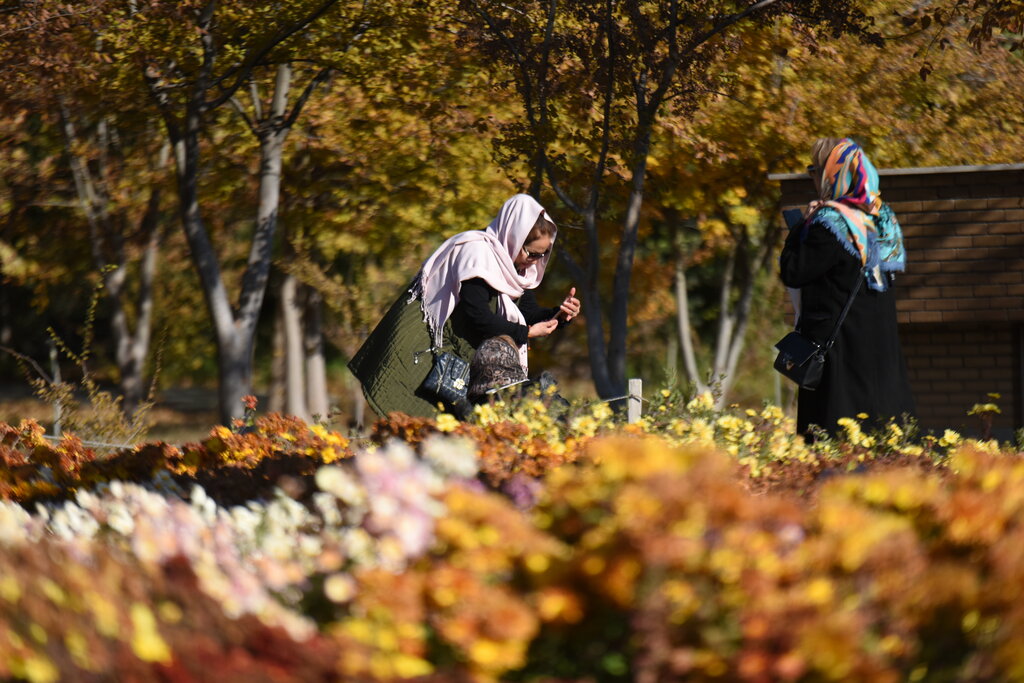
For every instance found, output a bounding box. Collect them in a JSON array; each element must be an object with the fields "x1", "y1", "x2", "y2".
[{"x1": 774, "y1": 268, "x2": 864, "y2": 391}]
